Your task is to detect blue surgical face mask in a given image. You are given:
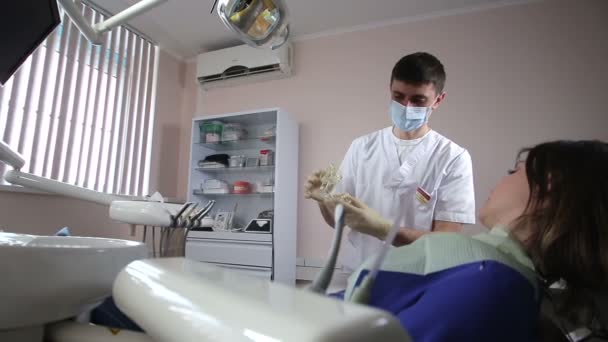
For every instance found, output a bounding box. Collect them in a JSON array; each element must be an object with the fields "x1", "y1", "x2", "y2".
[{"x1": 389, "y1": 100, "x2": 431, "y2": 132}]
